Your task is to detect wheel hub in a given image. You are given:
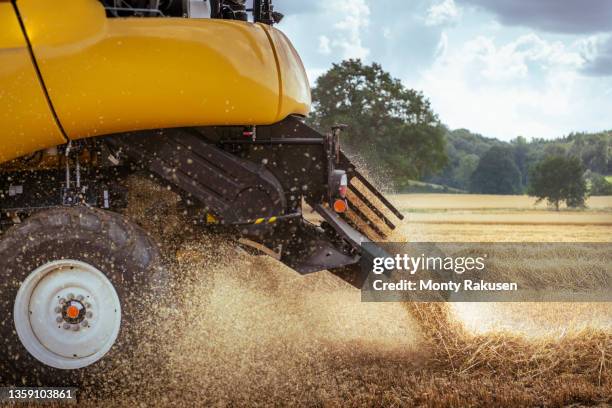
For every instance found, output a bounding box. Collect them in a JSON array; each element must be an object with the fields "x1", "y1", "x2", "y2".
[
  {"x1": 13, "y1": 260, "x2": 121, "y2": 370},
  {"x1": 61, "y1": 298, "x2": 87, "y2": 325}
]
